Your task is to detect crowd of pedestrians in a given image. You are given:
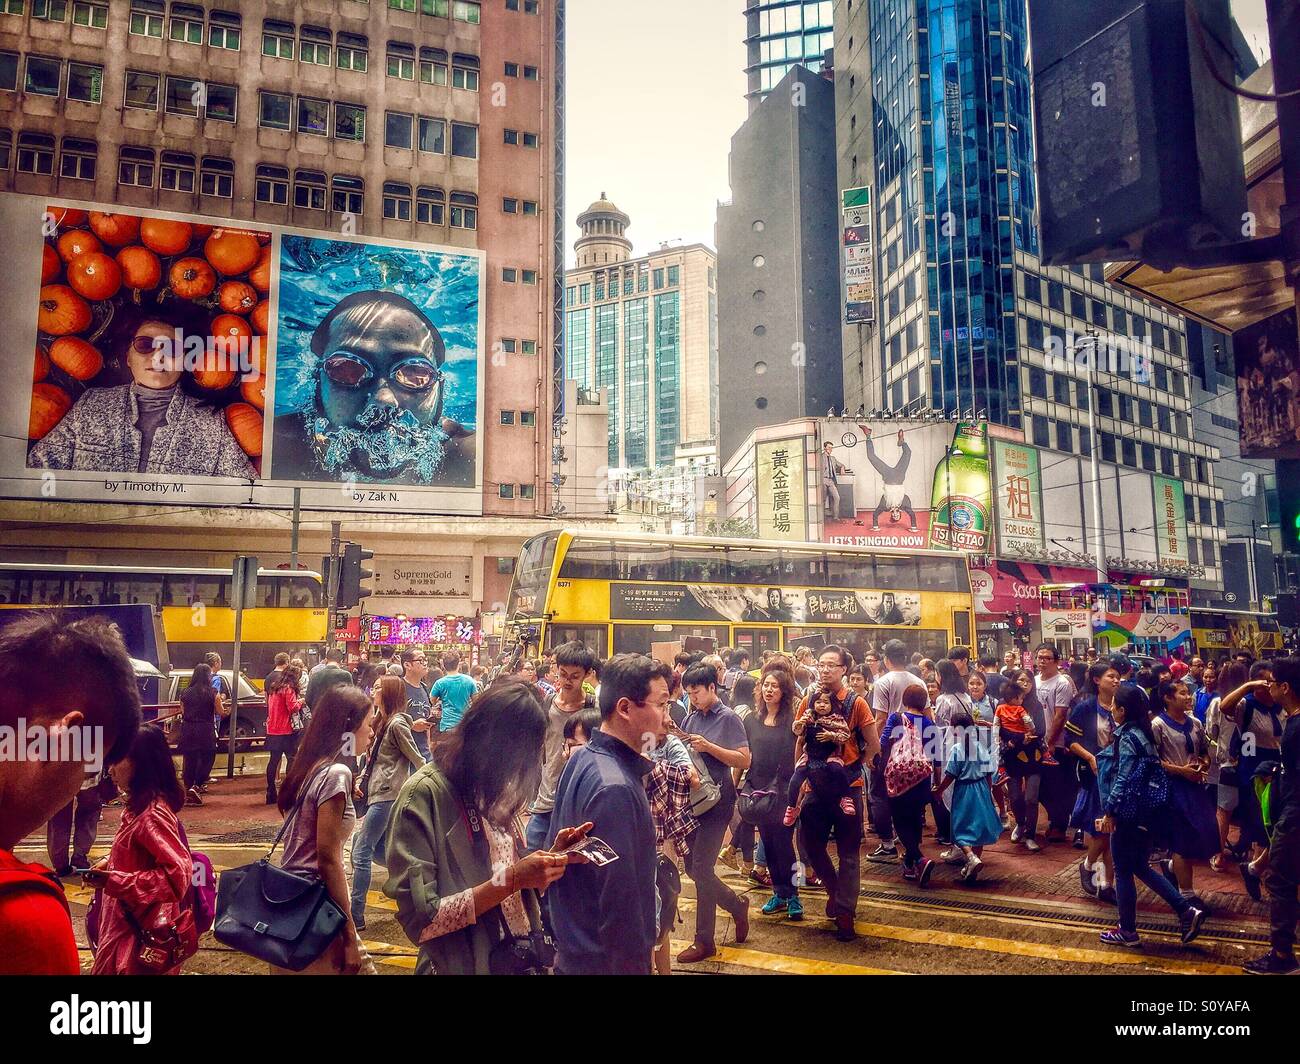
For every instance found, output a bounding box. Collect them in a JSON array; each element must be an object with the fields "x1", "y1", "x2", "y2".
[{"x1": 3, "y1": 610, "x2": 1300, "y2": 977}]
